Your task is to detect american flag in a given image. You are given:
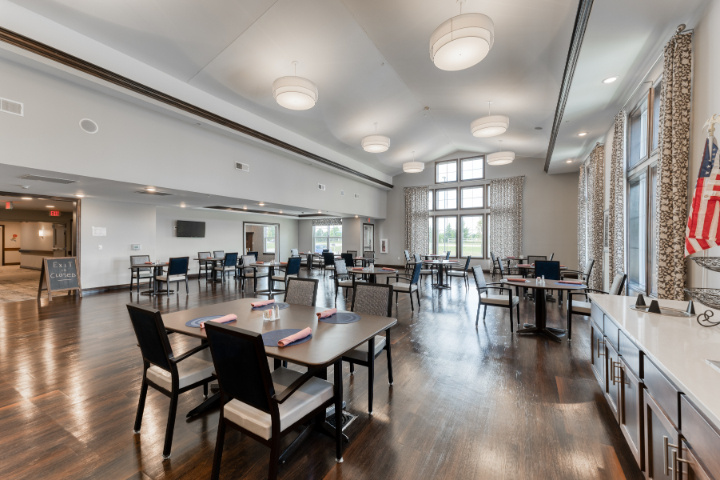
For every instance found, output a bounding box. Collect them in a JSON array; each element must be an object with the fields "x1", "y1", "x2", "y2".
[{"x1": 685, "y1": 135, "x2": 720, "y2": 255}]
